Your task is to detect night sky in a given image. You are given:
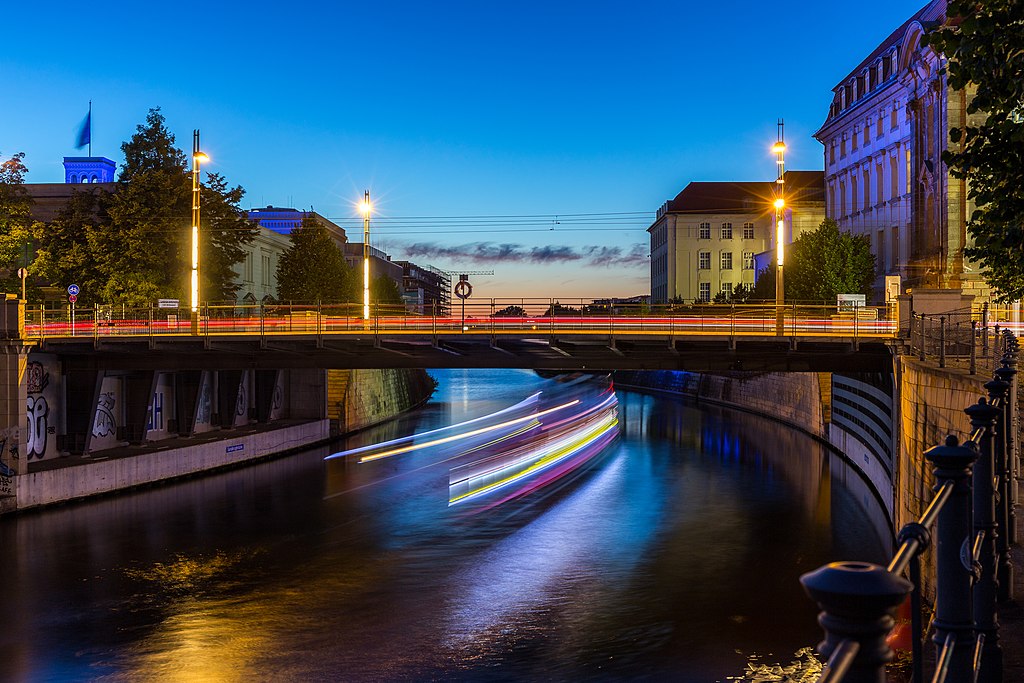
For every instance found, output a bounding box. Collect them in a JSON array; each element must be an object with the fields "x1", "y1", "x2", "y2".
[{"x1": 2, "y1": 0, "x2": 928, "y2": 298}]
